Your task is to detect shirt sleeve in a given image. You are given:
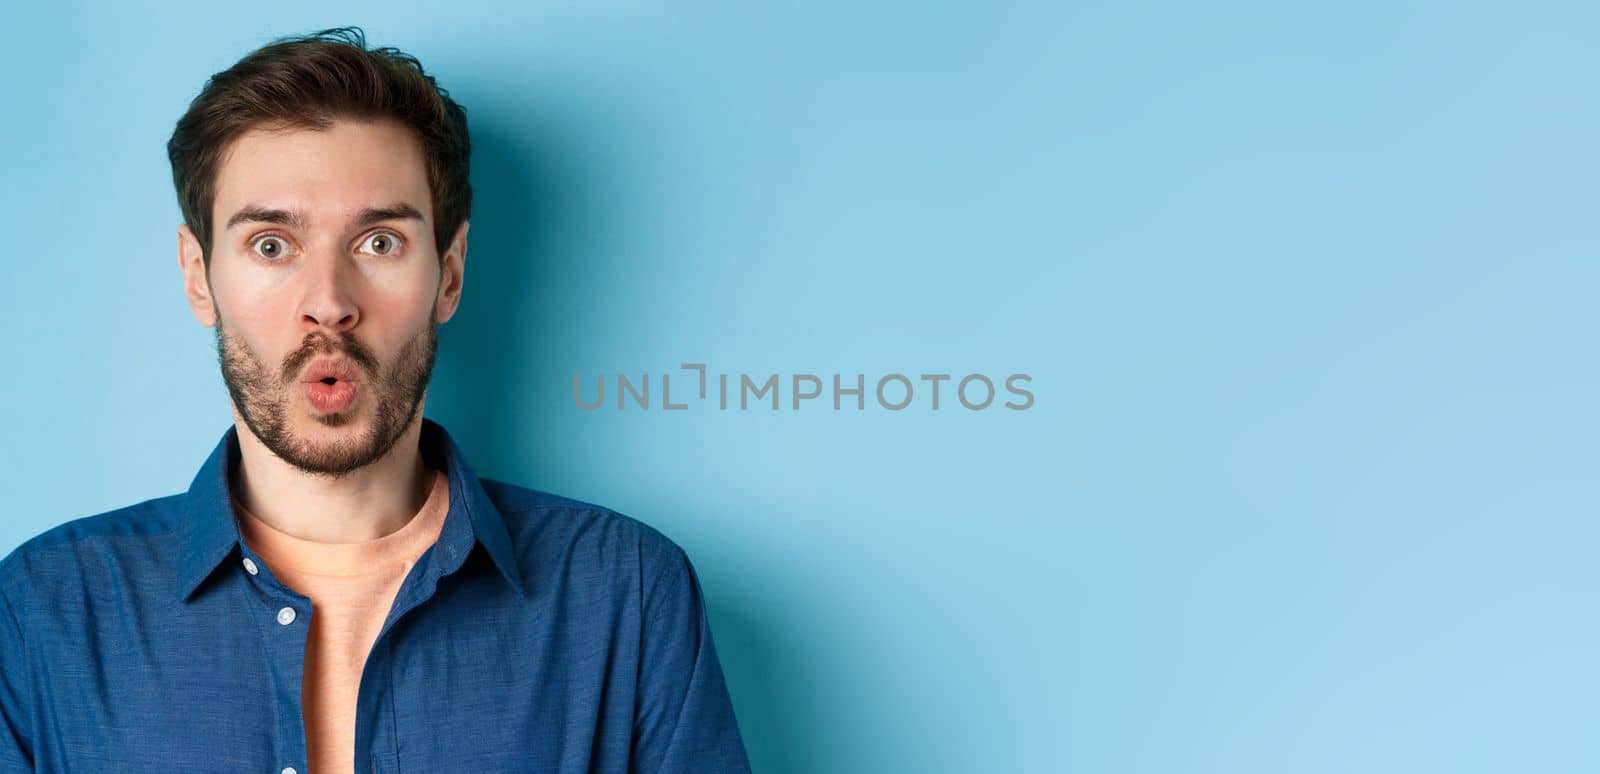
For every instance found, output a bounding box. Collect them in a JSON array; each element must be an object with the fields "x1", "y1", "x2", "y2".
[
  {"x1": 0, "y1": 578, "x2": 34, "y2": 772},
  {"x1": 631, "y1": 543, "x2": 752, "y2": 774}
]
